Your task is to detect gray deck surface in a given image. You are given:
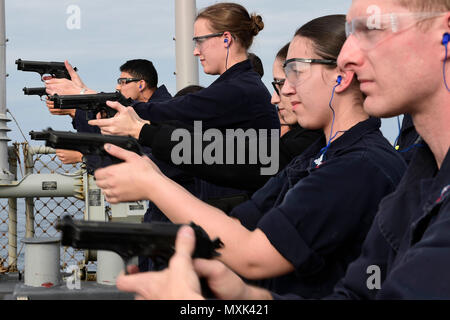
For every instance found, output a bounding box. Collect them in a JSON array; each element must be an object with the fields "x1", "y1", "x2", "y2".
[{"x1": 0, "y1": 273, "x2": 134, "y2": 300}]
